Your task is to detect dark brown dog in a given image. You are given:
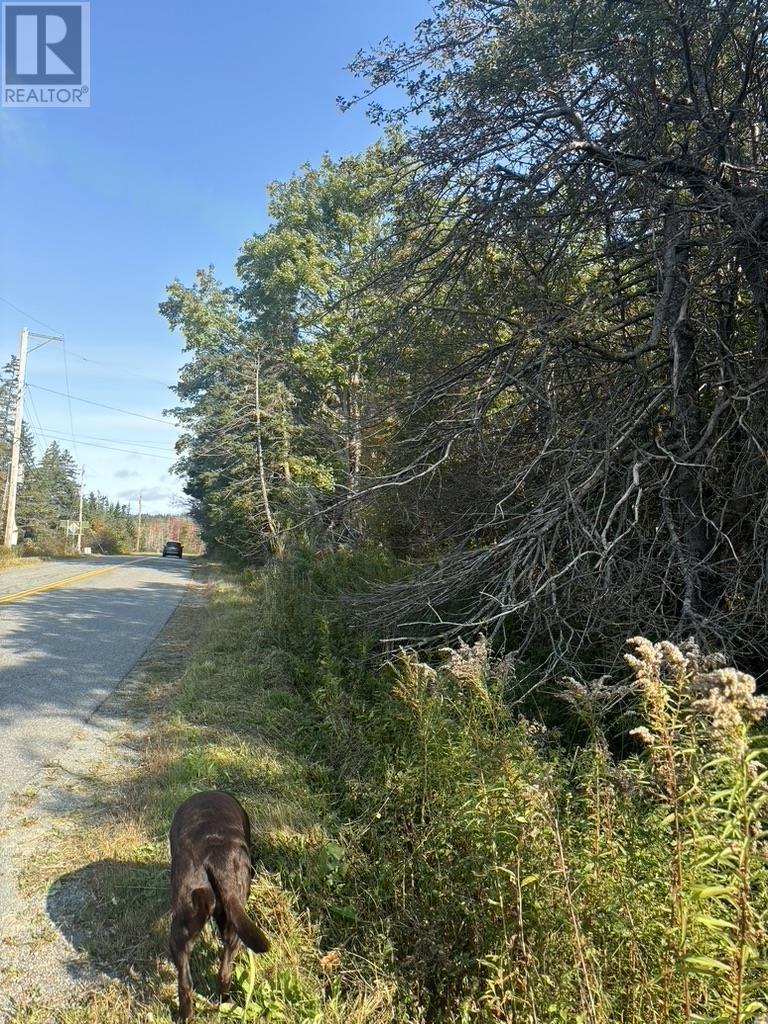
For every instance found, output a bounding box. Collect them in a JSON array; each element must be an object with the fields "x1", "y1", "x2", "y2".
[{"x1": 169, "y1": 791, "x2": 270, "y2": 1020}]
